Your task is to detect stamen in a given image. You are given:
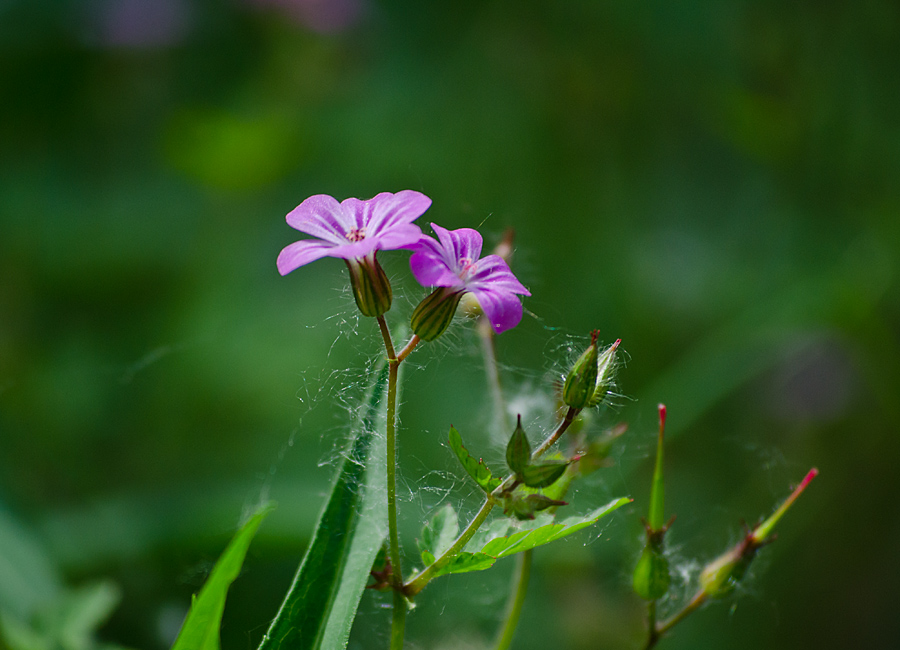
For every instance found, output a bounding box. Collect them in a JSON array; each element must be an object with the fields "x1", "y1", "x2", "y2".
[{"x1": 346, "y1": 228, "x2": 366, "y2": 242}]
